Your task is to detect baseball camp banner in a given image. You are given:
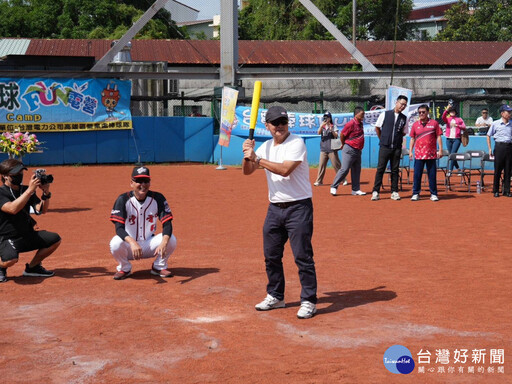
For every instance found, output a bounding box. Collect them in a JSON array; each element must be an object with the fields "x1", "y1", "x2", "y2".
[
  {"x1": 218, "y1": 86, "x2": 239, "y2": 147},
  {"x1": 231, "y1": 104, "x2": 424, "y2": 139},
  {"x1": 0, "y1": 78, "x2": 132, "y2": 132}
]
